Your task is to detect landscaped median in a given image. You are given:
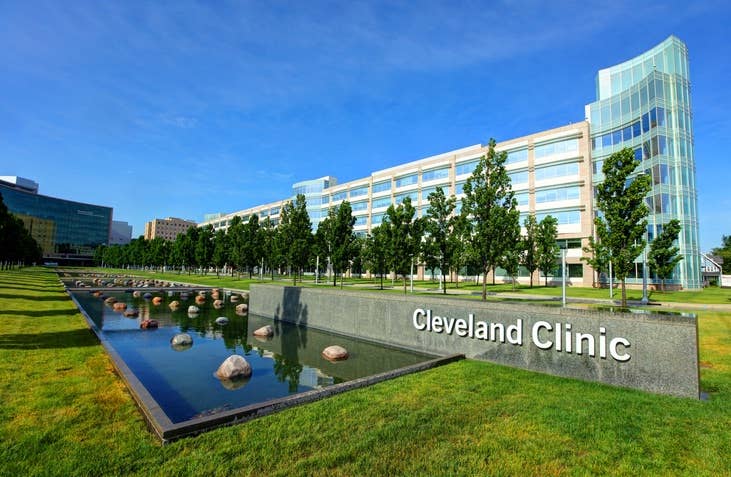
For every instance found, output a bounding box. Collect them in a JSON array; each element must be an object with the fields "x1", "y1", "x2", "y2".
[{"x1": 1, "y1": 267, "x2": 730, "y2": 476}]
